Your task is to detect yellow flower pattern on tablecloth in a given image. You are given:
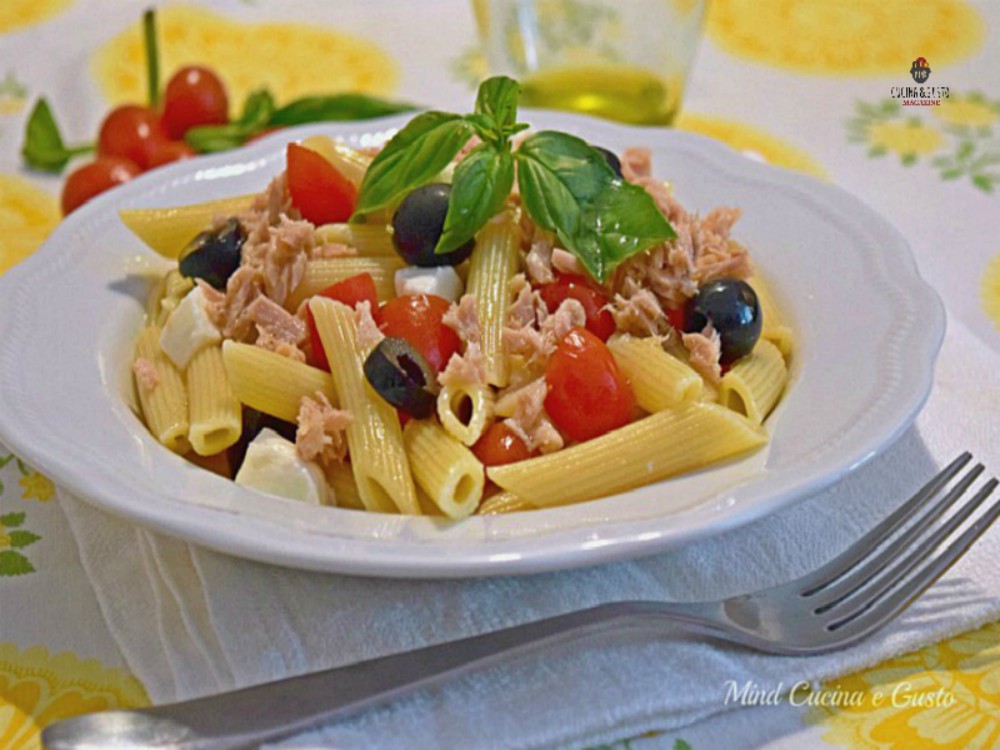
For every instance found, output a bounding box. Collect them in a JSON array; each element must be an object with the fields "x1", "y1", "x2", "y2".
[
  {"x1": 675, "y1": 112, "x2": 828, "y2": 179},
  {"x1": 982, "y1": 255, "x2": 1000, "y2": 331},
  {"x1": 18, "y1": 474, "x2": 53, "y2": 503},
  {"x1": 810, "y1": 621, "x2": 1000, "y2": 750},
  {"x1": 934, "y1": 93, "x2": 1000, "y2": 129},
  {"x1": 707, "y1": 0, "x2": 983, "y2": 76},
  {"x1": 0, "y1": 174, "x2": 60, "y2": 275},
  {"x1": 92, "y1": 4, "x2": 399, "y2": 109},
  {"x1": 0, "y1": 0, "x2": 73, "y2": 35},
  {"x1": 0, "y1": 643, "x2": 148, "y2": 750},
  {"x1": 867, "y1": 121, "x2": 944, "y2": 159}
]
